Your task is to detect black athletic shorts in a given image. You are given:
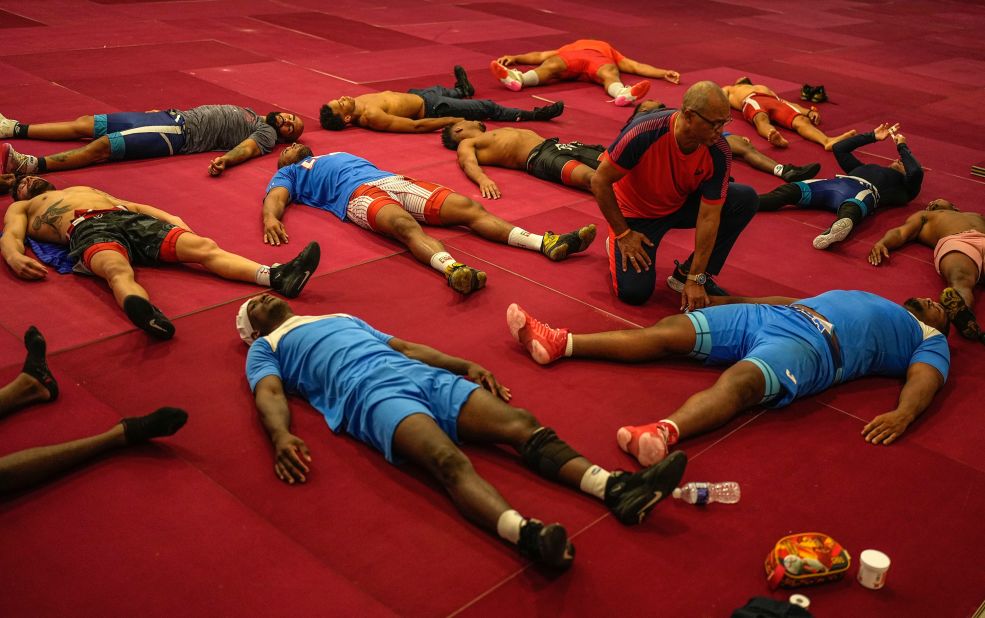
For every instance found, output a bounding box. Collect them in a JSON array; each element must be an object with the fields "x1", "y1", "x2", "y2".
[
  {"x1": 67, "y1": 210, "x2": 185, "y2": 271},
  {"x1": 525, "y1": 138, "x2": 604, "y2": 185}
]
